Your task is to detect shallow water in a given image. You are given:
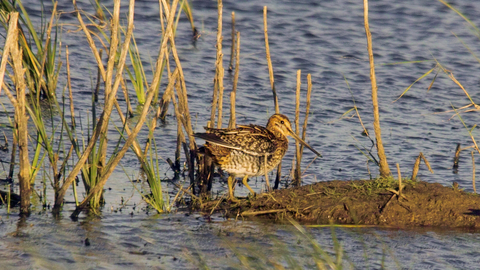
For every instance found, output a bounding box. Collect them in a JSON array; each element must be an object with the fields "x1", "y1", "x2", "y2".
[{"x1": 2, "y1": 0, "x2": 480, "y2": 268}]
